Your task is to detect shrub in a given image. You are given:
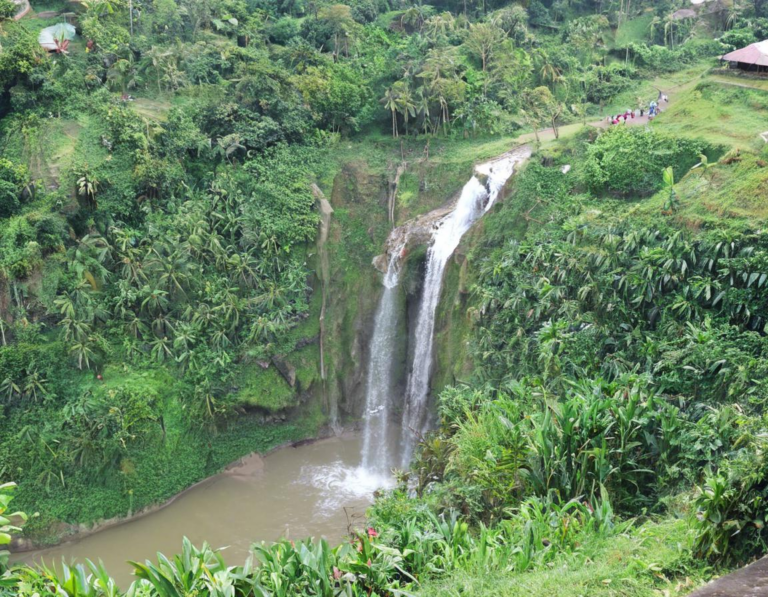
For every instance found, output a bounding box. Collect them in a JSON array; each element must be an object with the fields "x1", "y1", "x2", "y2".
[
  {"x1": 266, "y1": 16, "x2": 301, "y2": 43},
  {"x1": 718, "y1": 28, "x2": 757, "y2": 51},
  {"x1": 694, "y1": 429, "x2": 768, "y2": 564},
  {"x1": 583, "y1": 126, "x2": 707, "y2": 197},
  {"x1": 0, "y1": 0, "x2": 16, "y2": 18},
  {"x1": 0, "y1": 180, "x2": 20, "y2": 218},
  {"x1": 0, "y1": 159, "x2": 29, "y2": 218}
]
